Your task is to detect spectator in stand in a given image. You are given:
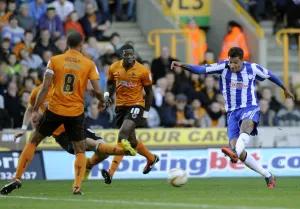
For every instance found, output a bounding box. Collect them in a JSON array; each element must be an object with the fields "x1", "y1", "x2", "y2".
[
  {"x1": 39, "y1": 4, "x2": 63, "y2": 40},
  {"x1": 1, "y1": 15, "x2": 25, "y2": 47},
  {"x1": 16, "y1": 4, "x2": 35, "y2": 35},
  {"x1": 273, "y1": 0, "x2": 287, "y2": 34},
  {"x1": 86, "y1": 98, "x2": 114, "y2": 129},
  {"x1": 28, "y1": 68, "x2": 41, "y2": 85},
  {"x1": 200, "y1": 50, "x2": 215, "y2": 65},
  {"x1": 151, "y1": 46, "x2": 178, "y2": 84},
  {"x1": 18, "y1": 76, "x2": 35, "y2": 95},
  {"x1": 185, "y1": 17, "x2": 207, "y2": 65},
  {"x1": 100, "y1": 0, "x2": 136, "y2": 21},
  {"x1": 184, "y1": 73, "x2": 205, "y2": 103},
  {"x1": 80, "y1": 2, "x2": 110, "y2": 41},
  {"x1": 54, "y1": 36, "x2": 67, "y2": 54},
  {"x1": 19, "y1": 90, "x2": 30, "y2": 120},
  {"x1": 7, "y1": 1, "x2": 17, "y2": 15},
  {"x1": 219, "y1": 21, "x2": 249, "y2": 61},
  {"x1": 74, "y1": 0, "x2": 98, "y2": 19},
  {"x1": 4, "y1": 82, "x2": 22, "y2": 128},
  {"x1": 29, "y1": 0, "x2": 47, "y2": 25},
  {"x1": 285, "y1": 0, "x2": 300, "y2": 49},
  {"x1": 19, "y1": 48, "x2": 43, "y2": 69},
  {"x1": 52, "y1": 0, "x2": 74, "y2": 22},
  {"x1": 165, "y1": 71, "x2": 179, "y2": 95},
  {"x1": 147, "y1": 106, "x2": 161, "y2": 128},
  {"x1": 173, "y1": 65, "x2": 188, "y2": 93},
  {"x1": 0, "y1": 61, "x2": 8, "y2": 95},
  {"x1": 64, "y1": 11, "x2": 85, "y2": 39},
  {"x1": 199, "y1": 75, "x2": 218, "y2": 109},
  {"x1": 200, "y1": 101, "x2": 226, "y2": 128},
  {"x1": 13, "y1": 30, "x2": 34, "y2": 59},
  {"x1": 259, "y1": 99, "x2": 278, "y2": 126},
  {"x1": 33, "y1": 29, "x2": 57, "y2": 57},
  {"x1": 5, "y1": 53, "x2": 20, "y2": 77},
  {"x1": 0, "y1": 0, "x2": 12, "y2": 31},
  {"x1": 0, "y1": 38, "x2": 11, "y2": 61},
  {"x1": 0, "y1": 94, "x2": 11, "y2": 129},
  {"x1": 110, "y1": 32, "x2": 121, "y2": 54},
  {"x1": 81, "y1": 42, "x2": 92, "y2": 60},
  {"x1": 261, "y1": 87, "x2": 281, "y2": 113},
  {"x1": 37, "y1": 49, "x2": 52, "y2": 76},
  {"x1": 161, "y1": 94, "x2": 195, "y2": 128},
  {"x1": 87, "y1": 36, "x2": 101, "y2": 61},
  {"x1": 277, "y1": 98, "x2": 300, "y2": 126},
  {"x1": 191, "y1": 99, "x2": 206, "y2": 127},
  {"x1": 153, "y1": 77, "x2": 167, "y2": 108}
]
